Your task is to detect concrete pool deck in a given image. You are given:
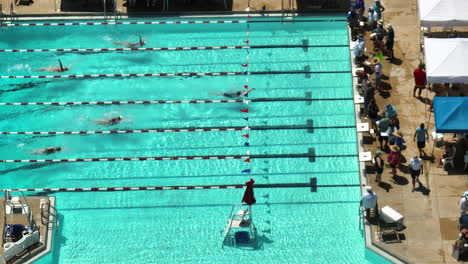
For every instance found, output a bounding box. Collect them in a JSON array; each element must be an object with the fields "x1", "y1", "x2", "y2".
[{"x1": 1, "y1": 0, "x2": 467, "y2": 263}]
